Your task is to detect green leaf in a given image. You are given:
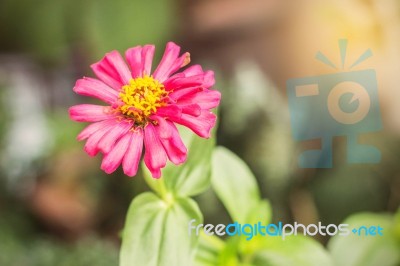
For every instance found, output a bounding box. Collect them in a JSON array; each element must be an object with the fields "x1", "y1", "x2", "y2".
[
  {"x1": 120, "y1": 192, "x2": 202, "y2": 266},
  {"x1": 252, "y1": 235, "x2": 334, "y2": 266},
  {"x1": 238, "y1": 200, "x2": 273, "y2": 255},
  {"x1": 245, "y1": 199, "x2": 272, "y2": 227},
  {"x1": 211, "y1": 146, "x2": 261, "y2": 224},
  {"x1": 328, "y1": 212, "x2": 400, "y2": 266},
  {"x1": 144, "y1": 126, "x2": 215, "y2": 198},
  {"x1": 194, "y1": 233, "x2": 226, "y2": 266}
]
